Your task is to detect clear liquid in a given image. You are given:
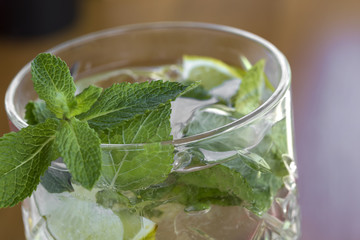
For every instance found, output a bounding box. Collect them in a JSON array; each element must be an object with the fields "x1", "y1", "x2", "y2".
[
  {"x1": 22, "y1": 65, "x2": 300, "y2": 240},
  {"x1": 23, "y1": 184, "x2": 300, "y2": 240}
]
